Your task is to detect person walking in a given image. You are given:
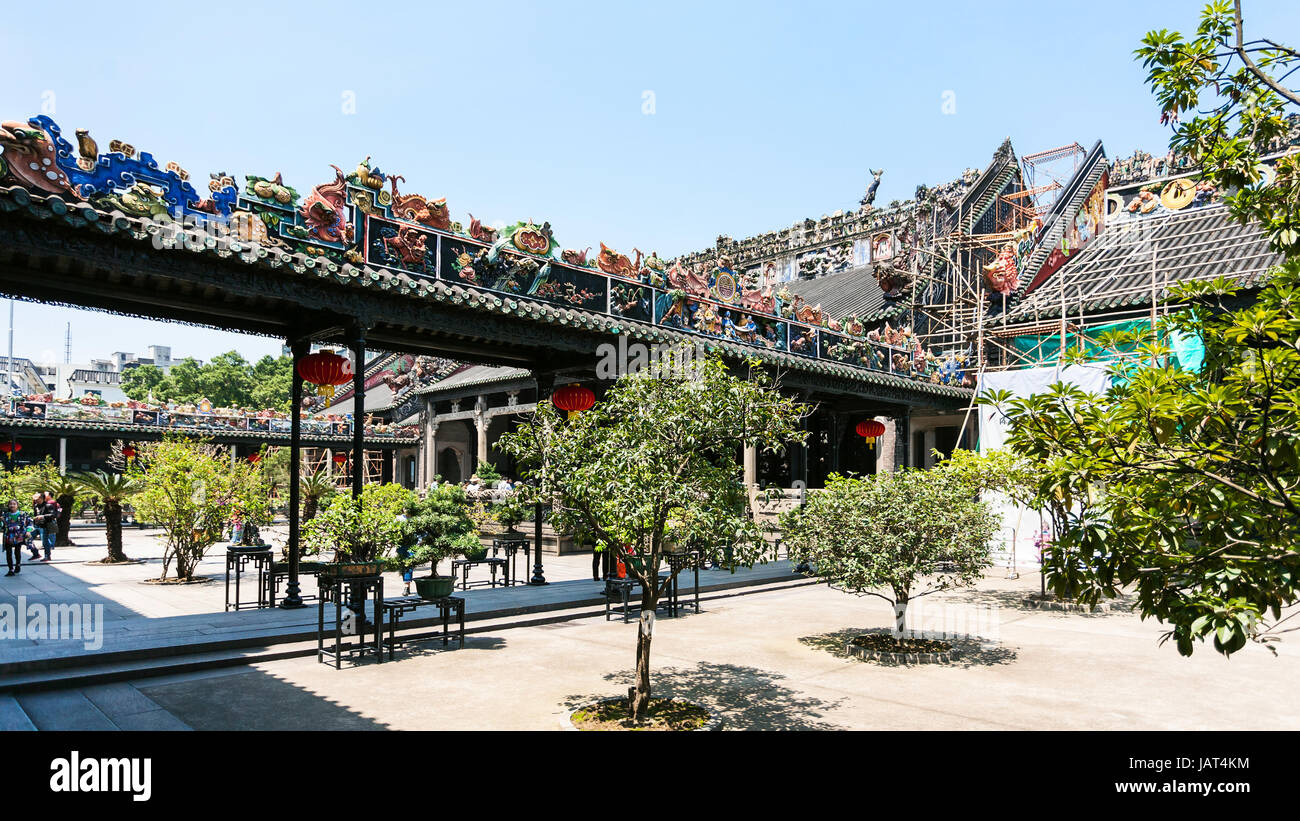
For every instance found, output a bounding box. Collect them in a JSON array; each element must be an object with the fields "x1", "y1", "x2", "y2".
[
  {"x1": 41, "y1": 492, "x2": 60, "y2": 559},
  {"x1": 4, "y1": 499, "x2": 34, "y2": 577},
  {"x1": 28, "y1": 493, "x2": 45, "y2": 561}
]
